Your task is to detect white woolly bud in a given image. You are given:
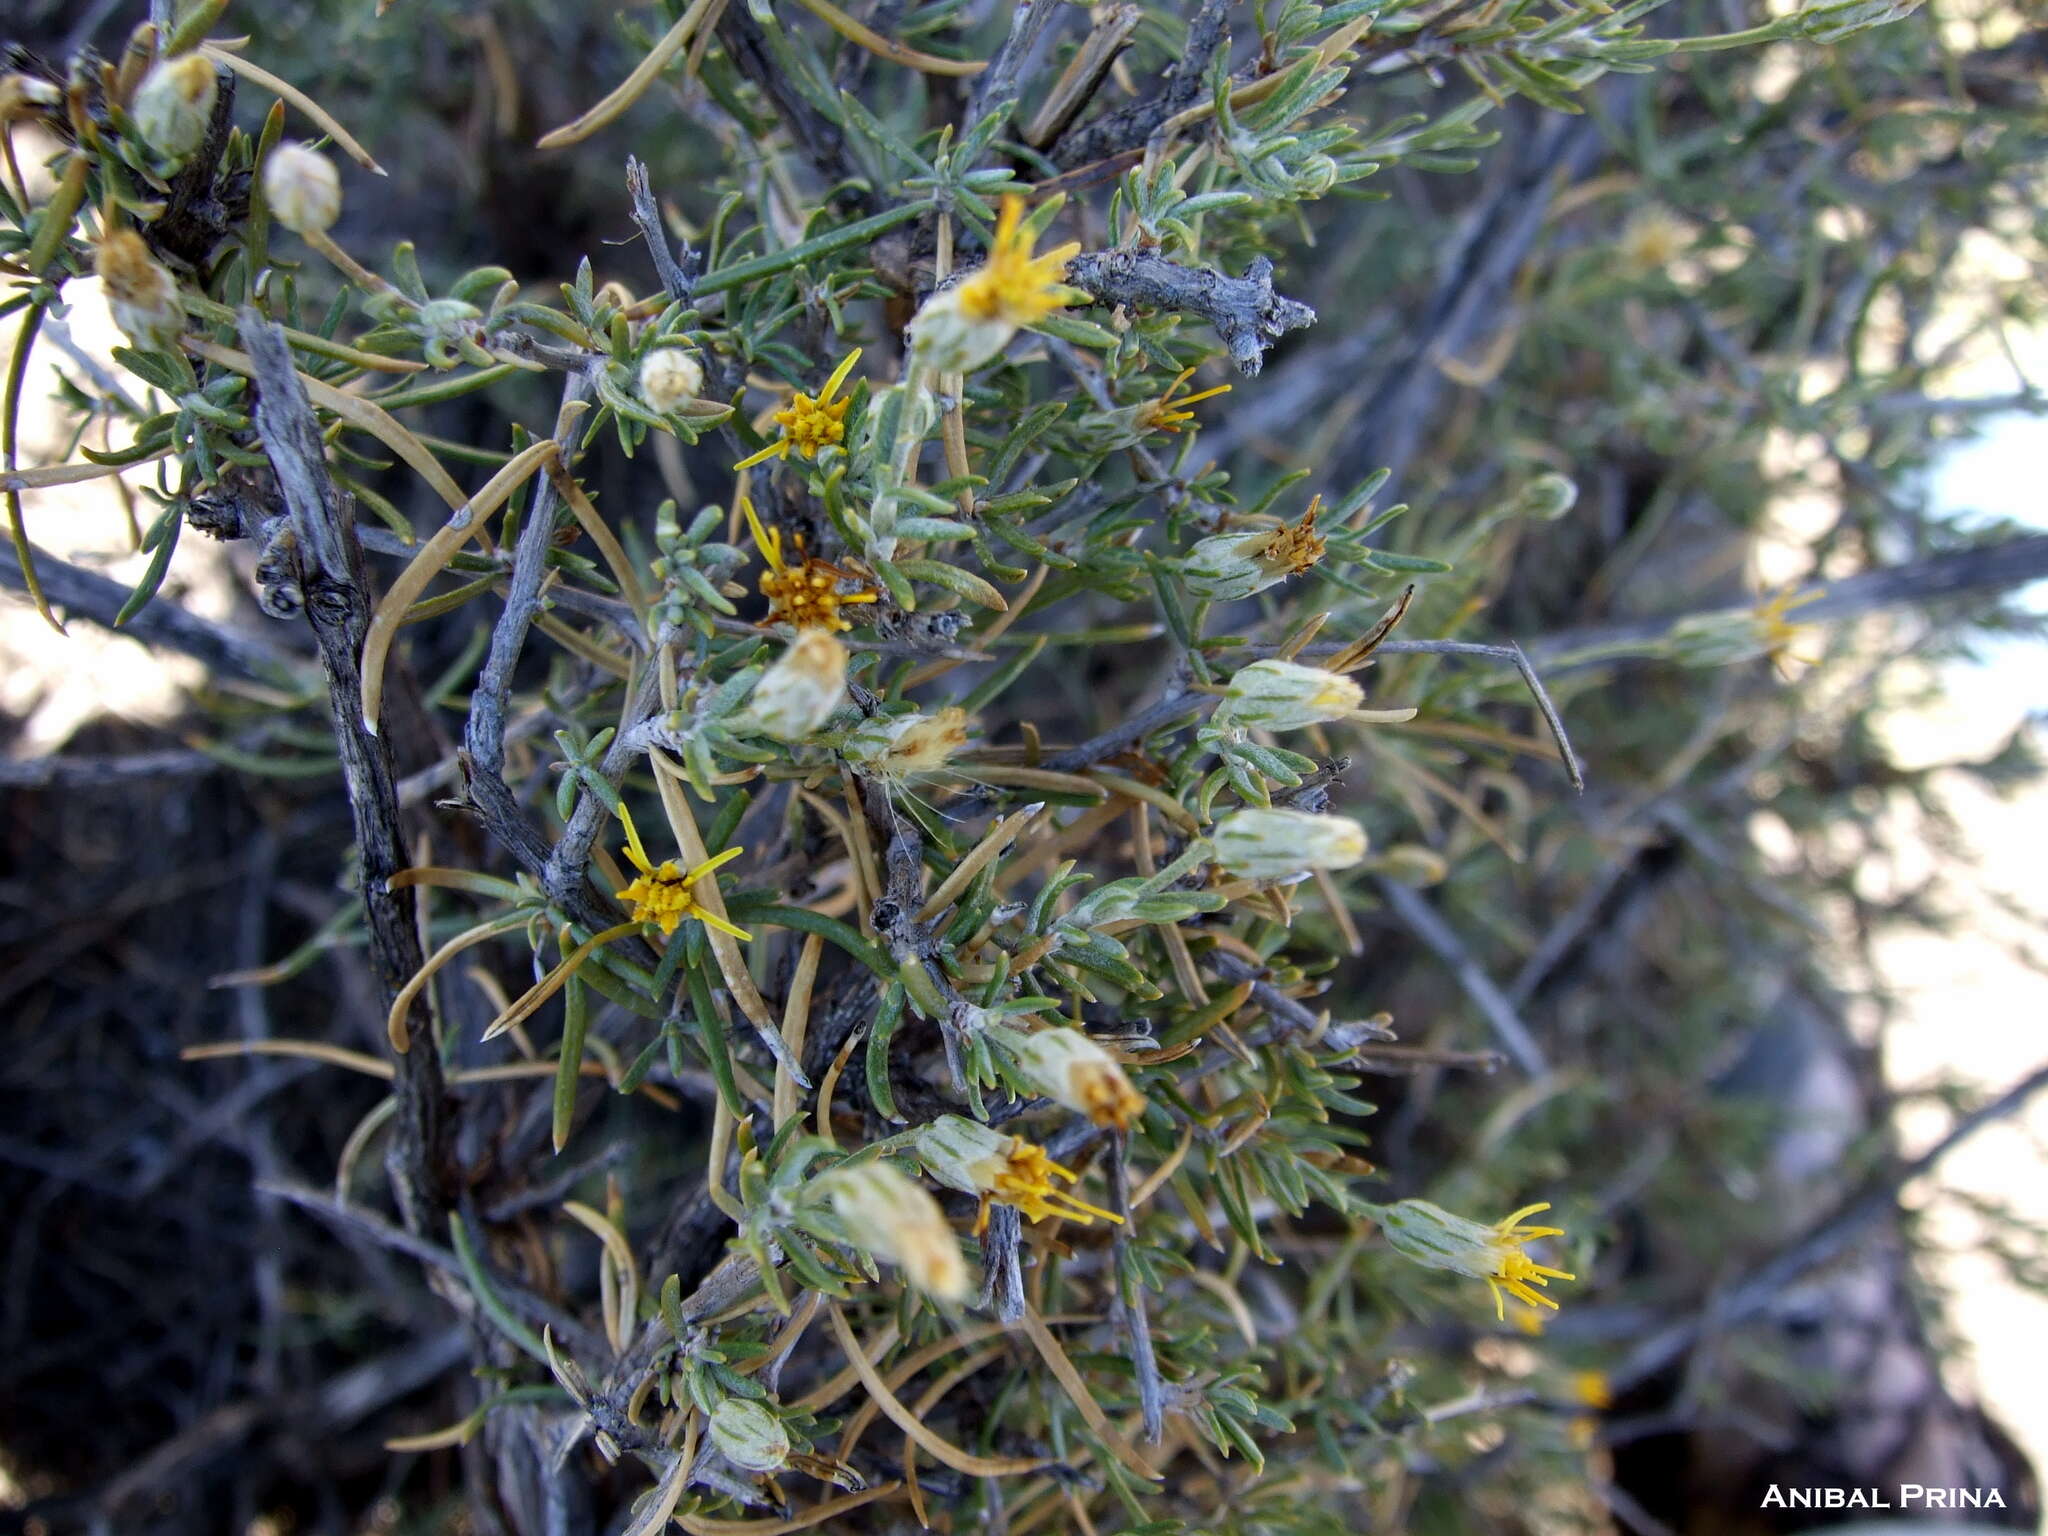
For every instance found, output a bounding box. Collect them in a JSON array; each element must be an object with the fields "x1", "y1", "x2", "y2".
[
  {"x1": 1180, "y1": 530, "x2": 1282, "y2": 602},
  {"x1": 1213, "y1": 659, "x2": 1379, "y2": 733},
  {"x1": 915, "y1": 1115, "x2": 1021, "y2": 1198},
  {"x1": 96, "y1": 231, "x2": 184, "y2": 351},
  {"x1": 263, "y1": 142, "x2": 342, "y2": 235},
  {"x1": 1212, "y1": 807, "x2": 1367, "y2": 881},
  {"x1": 1377, "y1": 1200, "x2": 1517, "y2": 1280},
  {"x1": 842, "y1": 706, "x2": 968, "y2": 782},
  {"x1": 1000, "y1": 1028, "x2": 1145, "y2": 1130},
  {"x1": 638, "y1": 347, "x2": 705, "y2": 413},
  {"x1": 1513, "y1": 472, "x2": 1578, "y2": 522},
  {"x1": 740, "y1": 630, "x2": 847, "y2": 742},
  {"x1": 707, "y1": 1399, "x2": 790, "y2": 1473},
  {"x1": 821, "y1": 1161, "x2": 969, "y2": 1302},
  {"x1": 131, "y1": 54, "x2": 217, "y2": 160}
]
